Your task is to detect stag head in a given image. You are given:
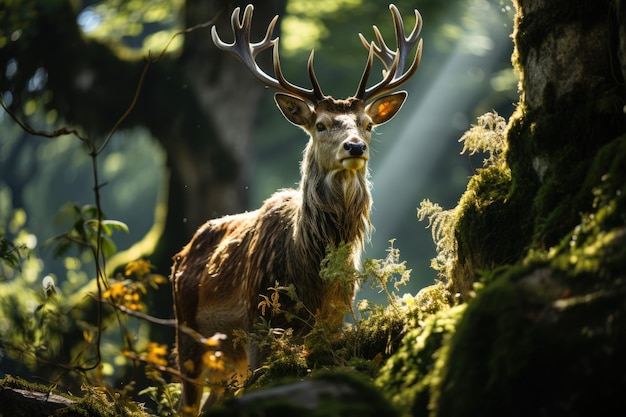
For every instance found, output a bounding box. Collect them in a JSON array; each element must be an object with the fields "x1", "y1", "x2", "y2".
[{"x1": 211, "y1": 4, "x2": 422, "y2": 173}]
